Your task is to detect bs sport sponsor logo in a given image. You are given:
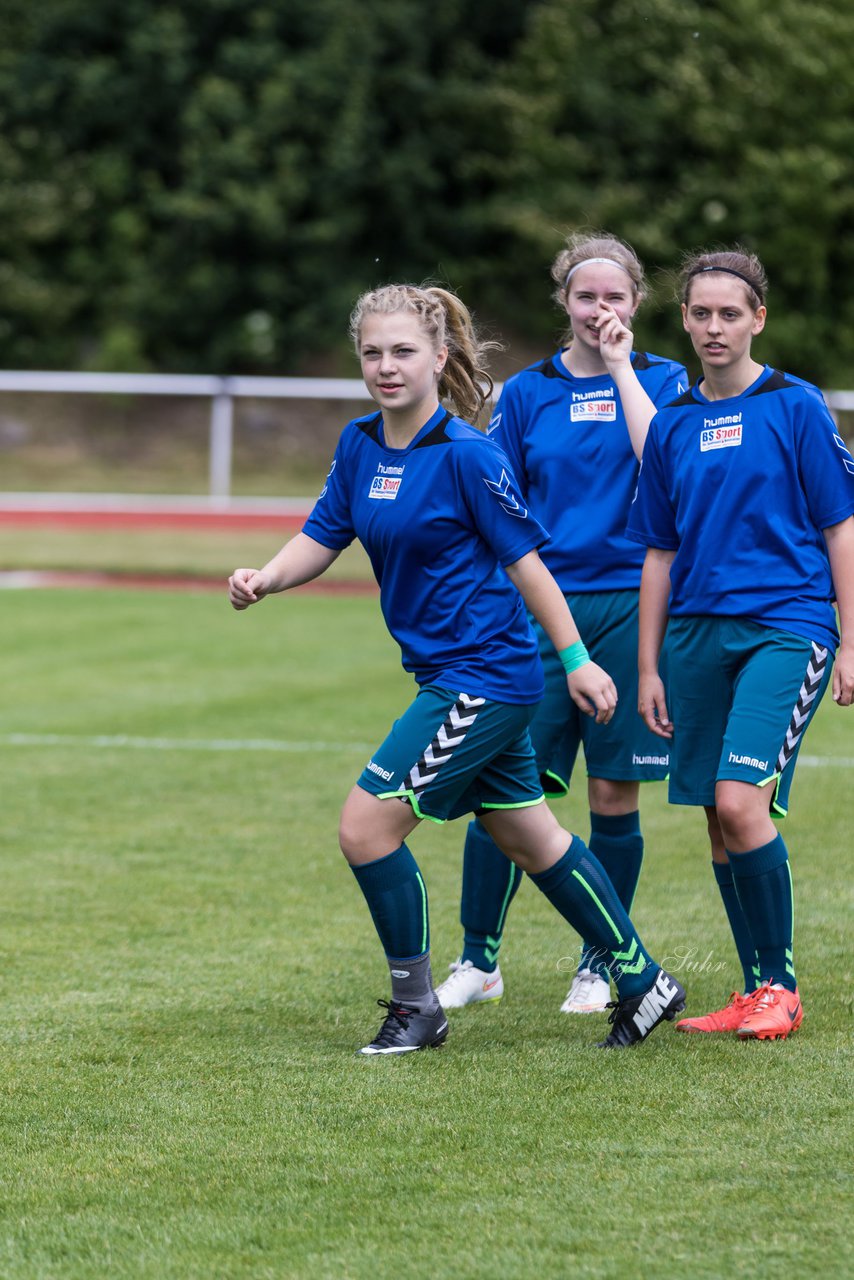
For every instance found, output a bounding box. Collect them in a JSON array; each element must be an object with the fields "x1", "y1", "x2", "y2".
[
  {"x1": 483, "y1": 468, "x2": 527, "y2": 518},
  {"x1": 570, "y1": 392, "x2": 616, "y2": 423},
  {"x1": 369, "y1": 462, "x2": 405, "y2": 501},
  {"x1": 700, "y1": 412, "x2": 743, "y2": 452}
]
